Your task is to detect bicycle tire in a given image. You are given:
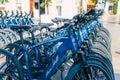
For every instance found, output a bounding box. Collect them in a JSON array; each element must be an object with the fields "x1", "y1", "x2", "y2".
[
  {"x1": 86, "y1": 54, "x2": 114, "y2": 80},
  {"x1": 92, "y1": 42, "x2": 111, "y2": 55},
  {"x1": 97, "y1": 31, "x2": 111, "y2": 42},
  {"x1": 96, "y1": 27, "x2": 111, "y2": 40},
  {"x1": 98, "y1": 30, "x2": 111, "y2": 42},
  {"x1": 4, "y1": 28, "x2": 19, "y2": 41},
  {"x1": 87, "y1": 60, "x2": 113, "y2": 79},
  {"x1": 97, "y1": 23, "x2": 110, "y2": 37},
  {"x1": 96, "y1": 32, "x2": 111, "y2": 48},
  {"x1": 92, "y1": 41, "x2": 111, "y2": 52},
  {"x1": 94, "y1": 38, "x2": 111, "y2": 52},
  {"x1": 5, "y1": 43, "x2": 20, "y2": 53},
  {"x1": 94, "y1": 39, "x2": 110, "y2": 52},
  {"x1": 86, "y1": 53, "x2": 113, "y2": 70},
  {"x1": 89, "y1": 36, "x2": 110, "y2": 53},
  {"x1": 0, "y1": 48, "x2": 24, "y2": 80},
  {"x1": 92, "y1": 45, "x2": 112, "y2": 61},
  {"x1": 91, "y1": 47, "x2": 112, "y2": 61},
  {"x1": 5, "y1": 43, "x2": 34, "y2": 79},
  {"x1": 0, "y1": 30, "x2": 13, "y2": 43},
  {"x1": 99, "y1": 27, "x2": 111, "y2": 38},
  {"x1": 65, "y1": 60, "x2": 112, "y2": 80},
  {"x1": 0, "y1": 33, "x2": 8, "y2": 47}
]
